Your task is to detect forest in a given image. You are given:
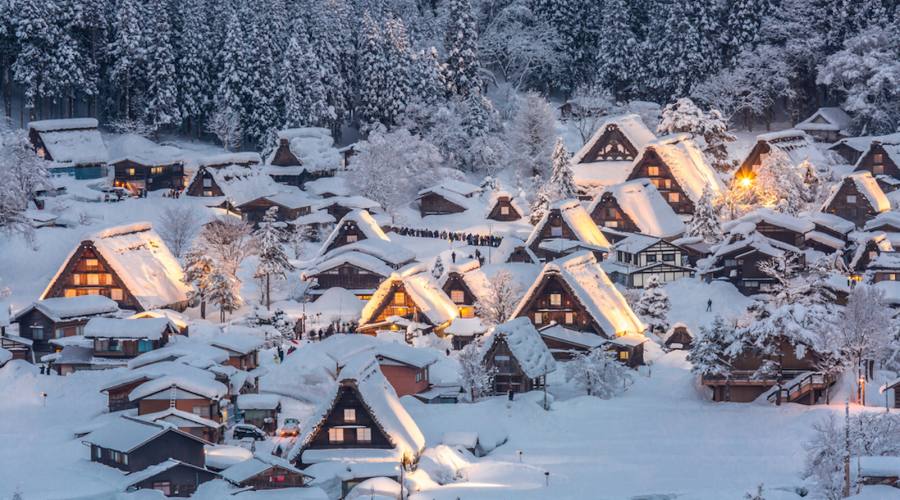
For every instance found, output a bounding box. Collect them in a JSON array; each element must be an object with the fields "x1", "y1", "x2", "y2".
[{"x1": 0, "y1": 0, "x2": 897, "y2": 161}]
